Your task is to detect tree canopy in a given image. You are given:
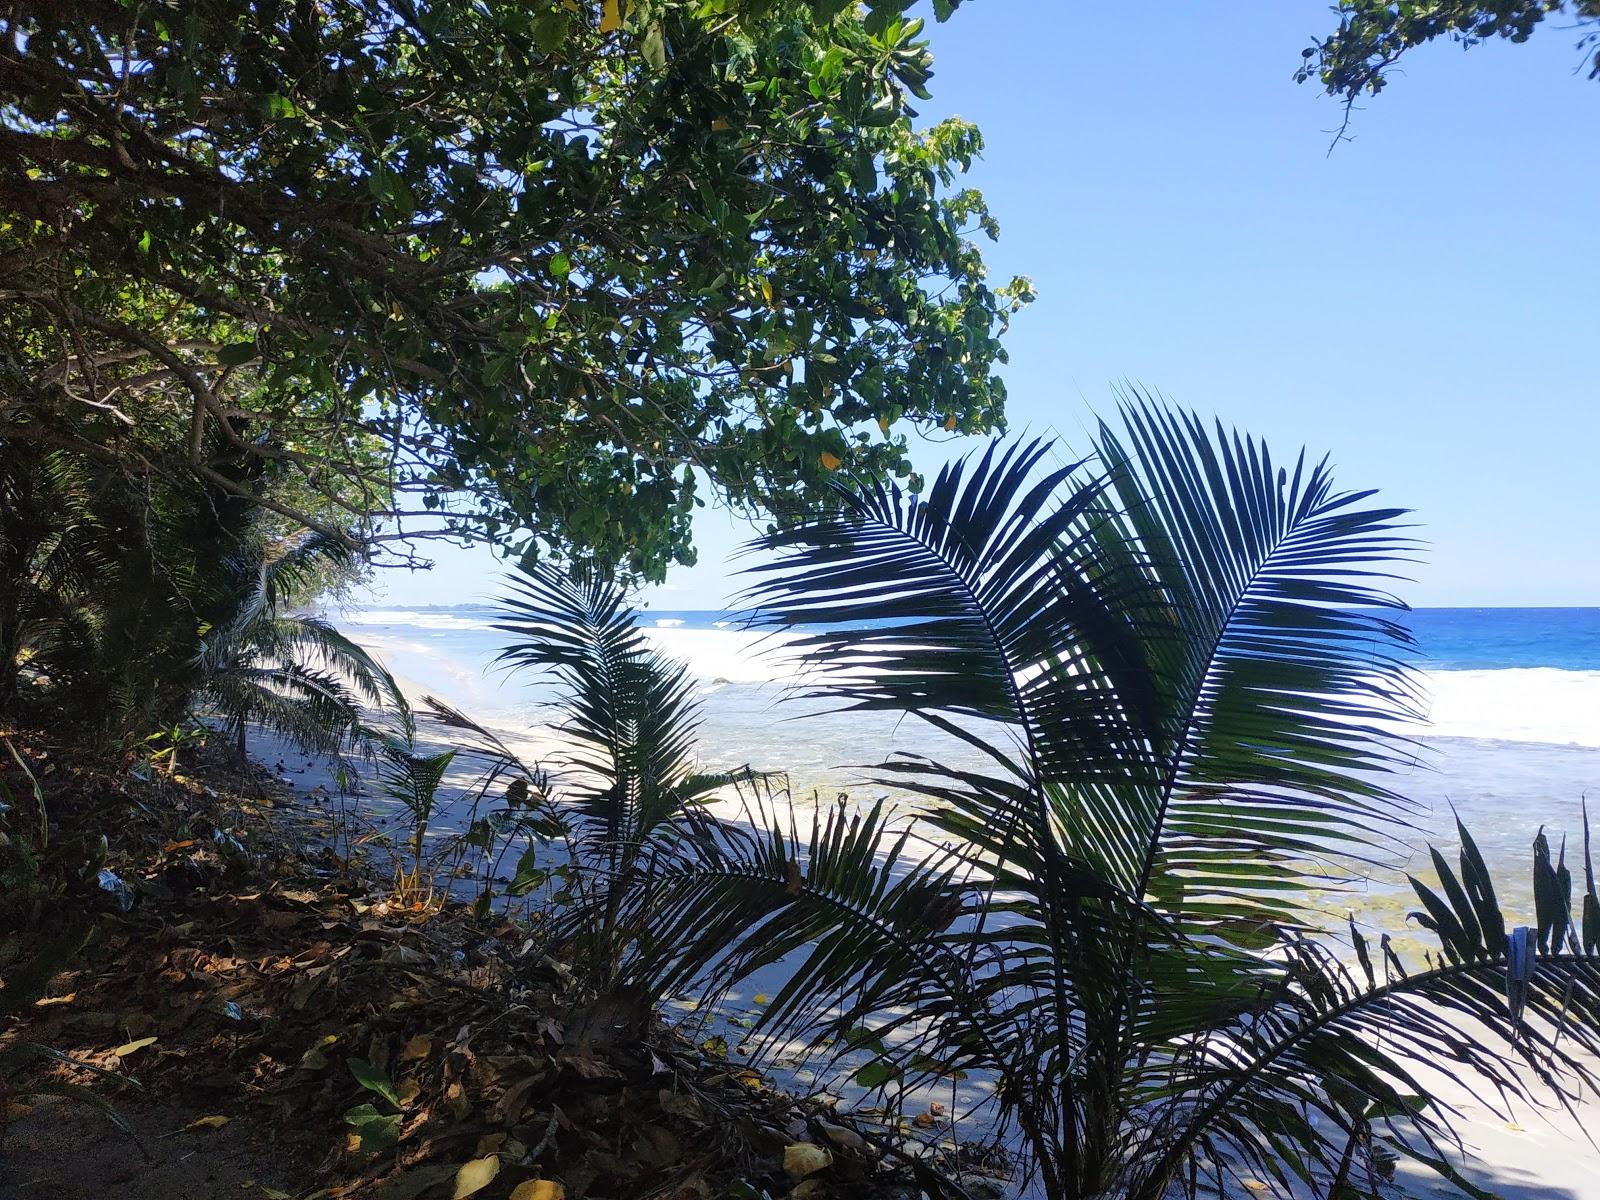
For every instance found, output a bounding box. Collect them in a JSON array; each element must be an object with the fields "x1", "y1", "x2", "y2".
[
  {"x1": 1, "y1": 0, "x2": 1028, "y2": 578},
  {"x1": 1301, "y1": 1, "x2": 1600, "y2": 113}
]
